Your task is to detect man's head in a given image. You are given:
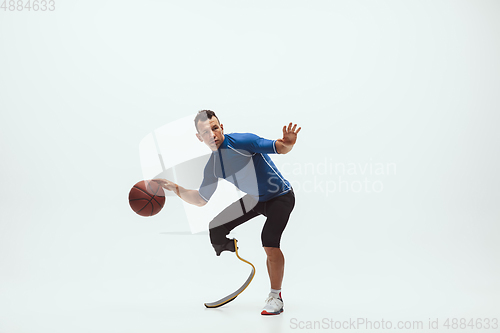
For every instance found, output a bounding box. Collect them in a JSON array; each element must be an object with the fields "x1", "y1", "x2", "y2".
[{"x1": 195, "y1": 110, "x2": 224, "y2": 151}]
